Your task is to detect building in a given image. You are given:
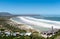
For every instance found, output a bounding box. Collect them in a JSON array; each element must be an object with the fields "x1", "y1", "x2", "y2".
[{"x1": 41, "y1": 29, "x2": 58, "y2": 38}]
